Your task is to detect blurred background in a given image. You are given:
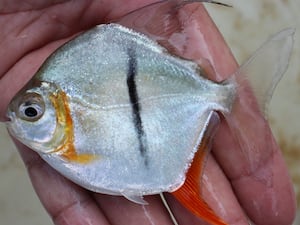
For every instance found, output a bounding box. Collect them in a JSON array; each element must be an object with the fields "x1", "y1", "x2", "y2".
[{"x1": 0, "y1": 0, "x2": 299, "y2": 224}]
